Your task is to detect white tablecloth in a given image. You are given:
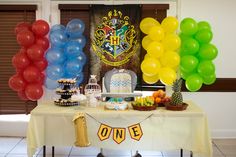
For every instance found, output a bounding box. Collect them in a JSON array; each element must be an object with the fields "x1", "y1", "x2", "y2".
[{"x1": 27, "y1": 101, "x2": 212, "y2": 157}]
